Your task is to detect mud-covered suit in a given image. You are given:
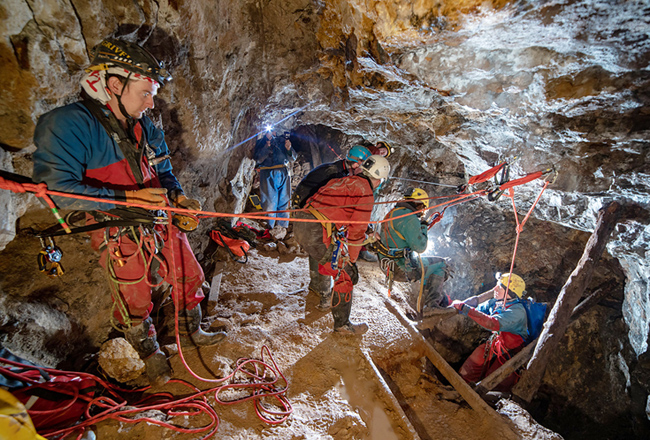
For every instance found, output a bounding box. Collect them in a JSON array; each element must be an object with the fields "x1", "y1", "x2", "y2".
[
  {"x1": 293, "y1": 175, "x2": 374, "y2": 328},
  {"x1": 291, "y1": 159, "x2": 352, "y2": 296},
  {"x1": 33, "y1": 100, "x2": 204, "y2": 325},
  {"x1": 378, "y1": 202, "x2": 449, "y2": 310},
  {"x1": 458, "y1": 298, "x2": 528, "y2": 391},
  {"x1": 253, "y1": 134, "x2": 297, "y2": 228}
]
